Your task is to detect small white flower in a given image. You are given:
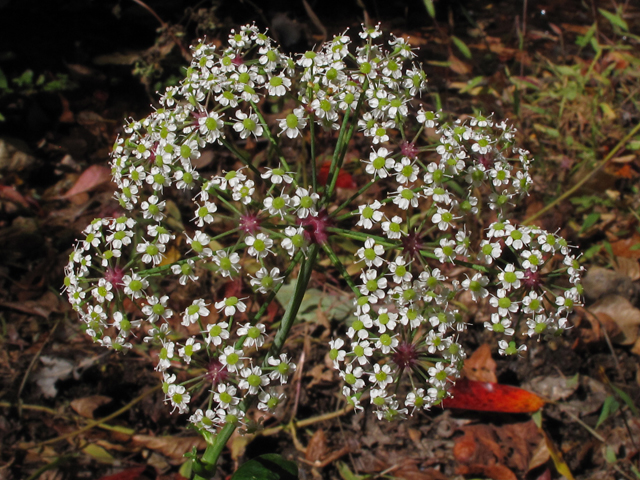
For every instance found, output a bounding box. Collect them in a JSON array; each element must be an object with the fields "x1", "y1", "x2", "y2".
[
  {"x1": 356, "y1": 238, "x2": 385, "y2": 268},
  {"x1": 278, "y1": 107, "x2": 307, "y2": 138},
  {"x1": 268, "y1": 353, "x2": 296, "y2": 383},
  {"x1": 356, "y1": 201, "x2": 384, "y2": 229},
  {"x1": 215, "y1": 296, "x2": 247, "y2": 317},
  {"x1": 183, "y1": 299, "x2": 210, "y2": 326},
  {"x1": 246, "y1": 233, "x2": 274, "y2": 259},
  {"x1": 291, "y1": 187, "x2": 319, "y2": 219},
  {"x1": 204, "y1": 321, "x2": 230, "y2": 346}
]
